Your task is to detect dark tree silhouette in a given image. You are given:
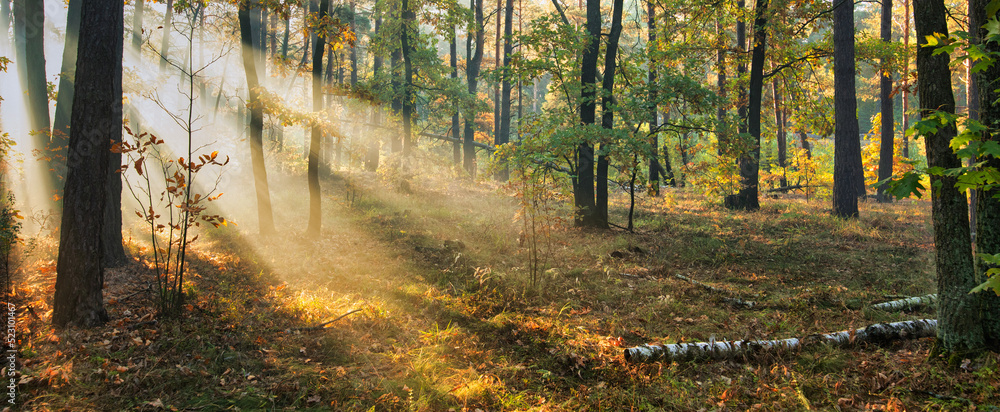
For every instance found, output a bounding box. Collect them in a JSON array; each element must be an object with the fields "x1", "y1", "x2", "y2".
[
  {"x1": 914, "y1": 0, "x2": 982, "y2": 355},
  {"x1": 52, "y1": 0, "x2": 123, "y2": 328},
  {"x1": 595, "y1": 0, "x2": 623, "y2": 227},
  {"x1": 239, "y1": 2, "x2": 276, "y2": 235},
  {"x1": 831, "y1": 0, "x2": 861, "y2": 217},
  {"x1": 970, "y1": 0, "x2": 1000, "y2": 350},
  {"x1": 876, "y1": 0, "x2": 894, "y2": 202},
  {"x1": 463, "y1": 0, "x2": 484, "y2": 176},
  {"x1": 726, "y1": 0, "x2": 767, "y2": 211},
  {"x1": 574, "y1": 0, "x2": 599, "y2": 227},
  {"x1": 307, "y1": 0, "x2": 331, "y2": 237}
]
